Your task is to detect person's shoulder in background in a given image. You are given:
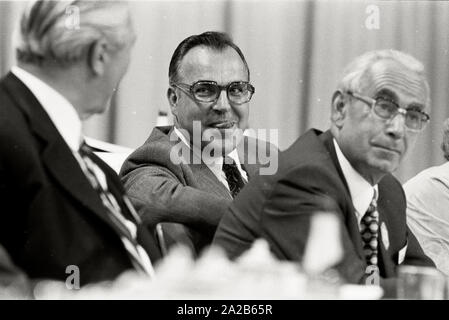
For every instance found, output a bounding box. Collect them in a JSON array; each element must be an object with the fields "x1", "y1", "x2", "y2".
[{"x1": 404, "y1": 162, "x2": 449, "y2": 275}]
